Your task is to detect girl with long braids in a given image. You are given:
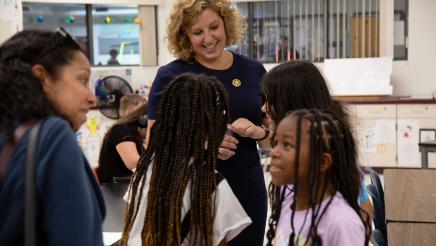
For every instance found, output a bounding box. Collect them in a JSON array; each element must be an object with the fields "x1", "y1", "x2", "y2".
[
  {"x1": 267, "y1": 109, "x2": 371, "y2": 245},
  {"x1": 121, "y1": 73, "x2": 251, "y2": 245}
]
